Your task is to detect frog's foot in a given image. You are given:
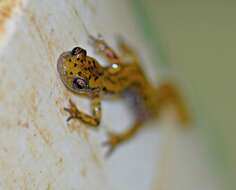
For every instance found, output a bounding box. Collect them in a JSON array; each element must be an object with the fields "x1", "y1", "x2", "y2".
[
  {"x1": 64, "y1": 99, "x2": 80, "y2": 122},
  {"x1": 88, "y1": 34, "x2": 106, "y2": 53},
  {"x1": 88, "y1": 34, "x2": 120, "y2": 64},
  {"x1": 102, "y1": 132, "x2": 123, "y2": 157}
]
